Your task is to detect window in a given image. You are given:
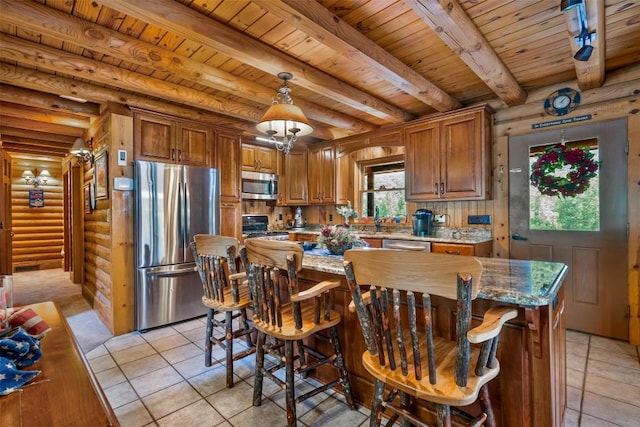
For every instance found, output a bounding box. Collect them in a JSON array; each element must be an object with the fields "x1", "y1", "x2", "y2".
[{"x1": 360, "y1": 160, "x2": 406, "y2": 219}]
